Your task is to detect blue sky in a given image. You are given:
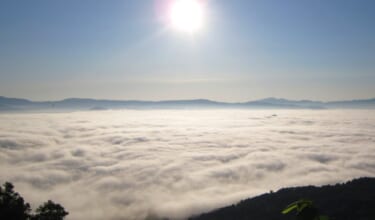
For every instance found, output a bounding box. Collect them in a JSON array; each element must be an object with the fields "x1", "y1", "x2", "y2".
[{"x1": 0, "y1": 0, "x2": 374, "y2": 101}]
